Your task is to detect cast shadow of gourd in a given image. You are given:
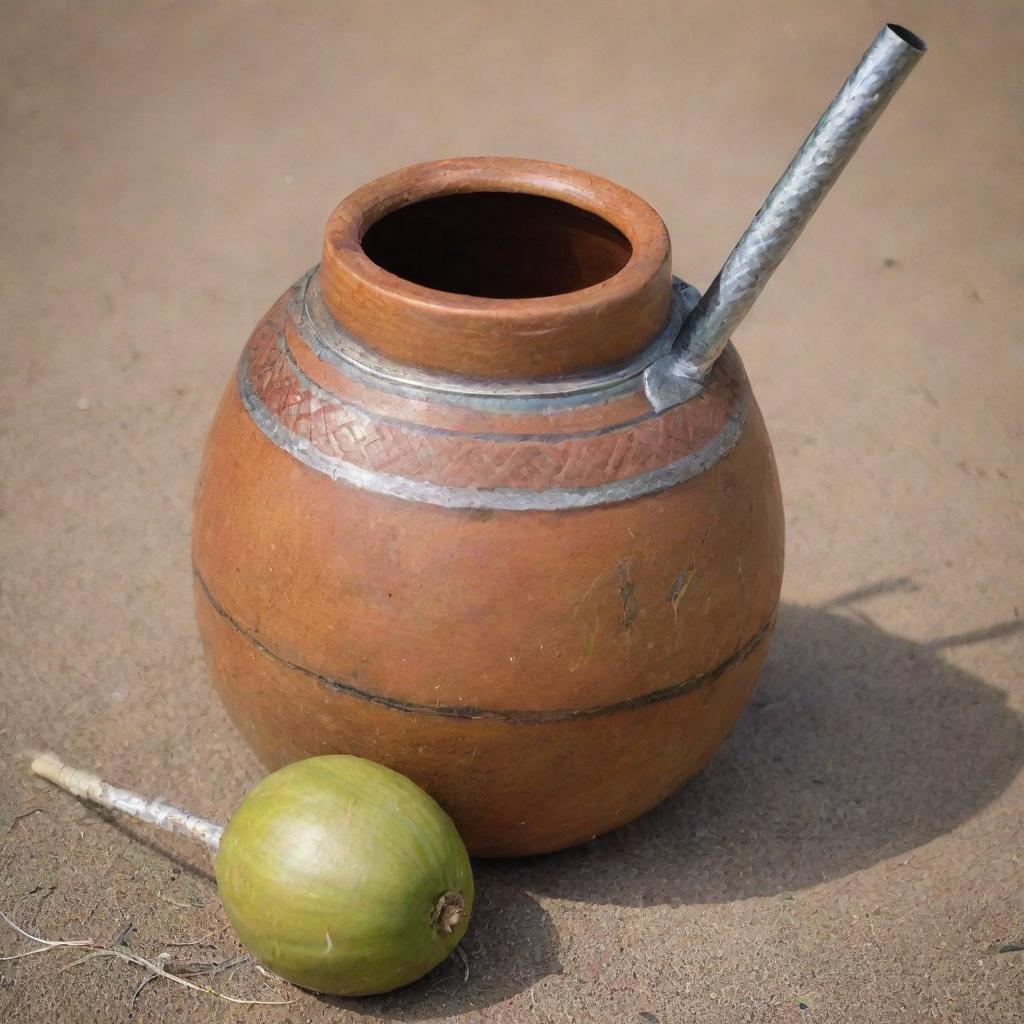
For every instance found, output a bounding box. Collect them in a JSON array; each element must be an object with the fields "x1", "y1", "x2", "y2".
[
  {"x1": 321, "y1": 881, "x2": 560, "y2": 1020},
  {"x1": 323, "y1": 584, "x2": 1021, "y2": 1017},
  {"x1": 497, "y1": 583, "x2": 1024, "y2": 907}
]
